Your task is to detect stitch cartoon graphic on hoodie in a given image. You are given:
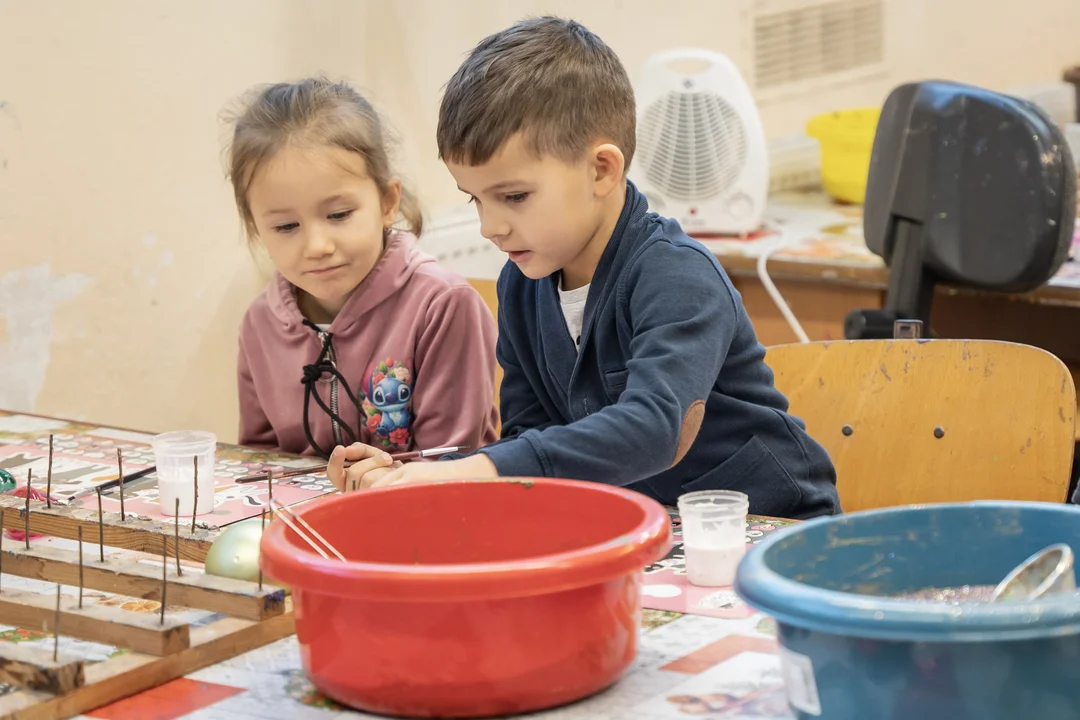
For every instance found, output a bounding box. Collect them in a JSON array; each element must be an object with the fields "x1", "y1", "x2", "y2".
[{"x1": 362, "y1": 359, "x2": 413, "y2": 448}]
